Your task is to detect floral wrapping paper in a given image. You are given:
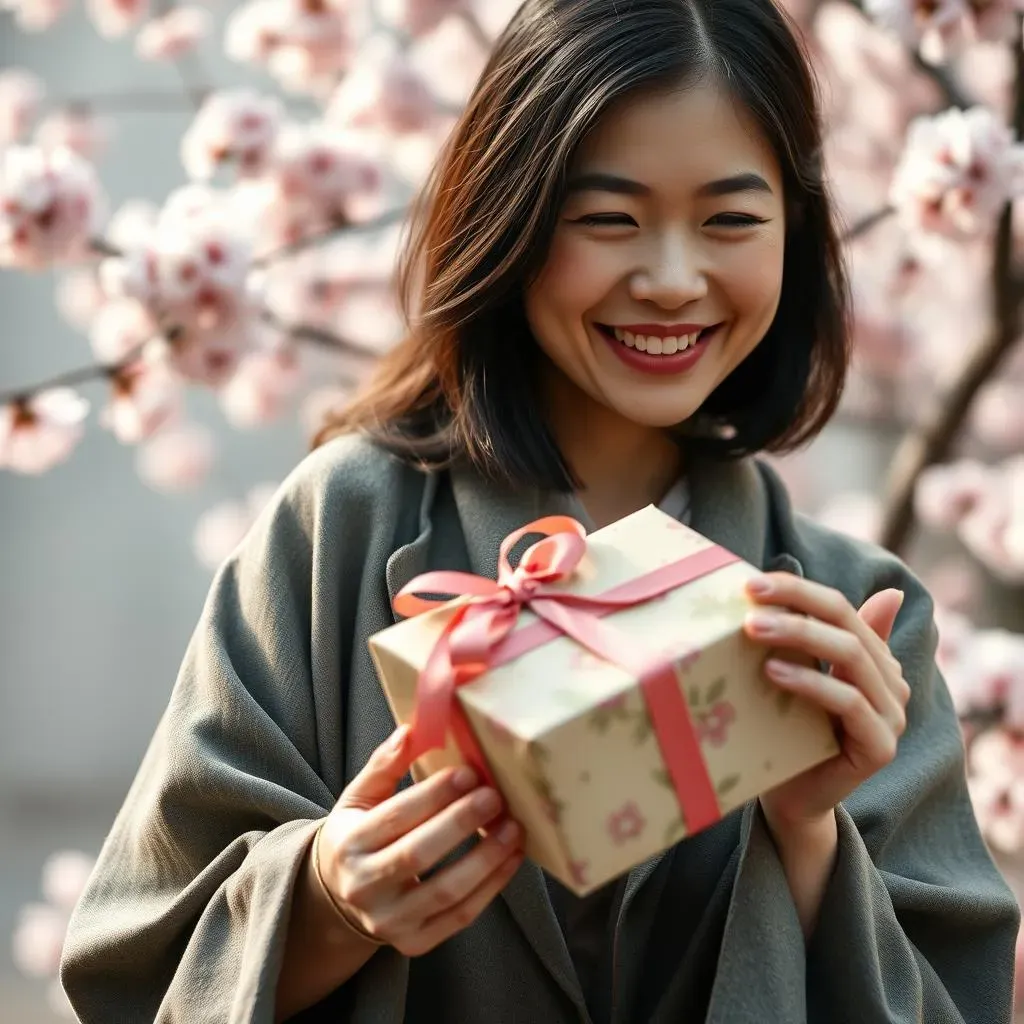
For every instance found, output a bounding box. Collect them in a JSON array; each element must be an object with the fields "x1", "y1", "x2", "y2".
[{"x1": 369, "y1": 505, "x2": 839, "y2": 895}]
